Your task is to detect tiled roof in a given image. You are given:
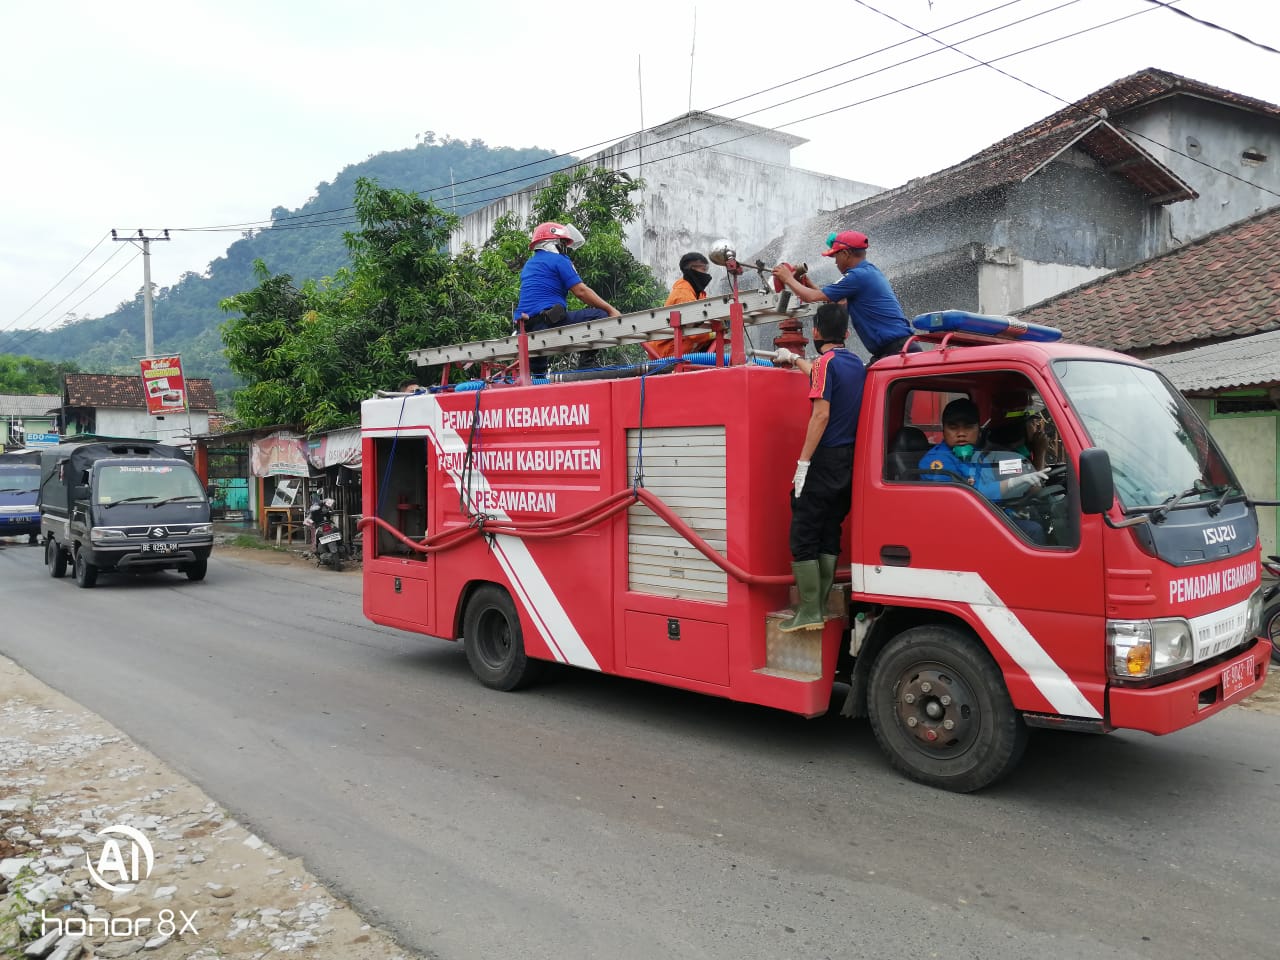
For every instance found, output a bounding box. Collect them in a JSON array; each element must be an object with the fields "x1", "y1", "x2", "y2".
[
  {"x1": 1016, "y1": 204, "x2": 1280, "y2": 351},
  {"x1": 0, "y1": 394, "x2": 61, "y2": 417},
  {"x1": 64, "y1": 374, "x2": 218, "y2": 411},
  {"x1": 754, "y1": 68, "x2": 1274, "y2": 263},
  {"x1": 1149, "y1": 329, "x2": 1280, "y2": 391}
]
